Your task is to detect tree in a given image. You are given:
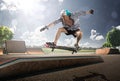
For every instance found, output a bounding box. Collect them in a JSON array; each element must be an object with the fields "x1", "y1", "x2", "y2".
[
  {"x1": 0, "y1": 26, "x2": 13, "y2": 47},
  {"x1": 105, "y1": 27, "x2": 120, "y2": 48},
  {"x1": 102, "y1": 42, "x2": 112, "y2": 48}
]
